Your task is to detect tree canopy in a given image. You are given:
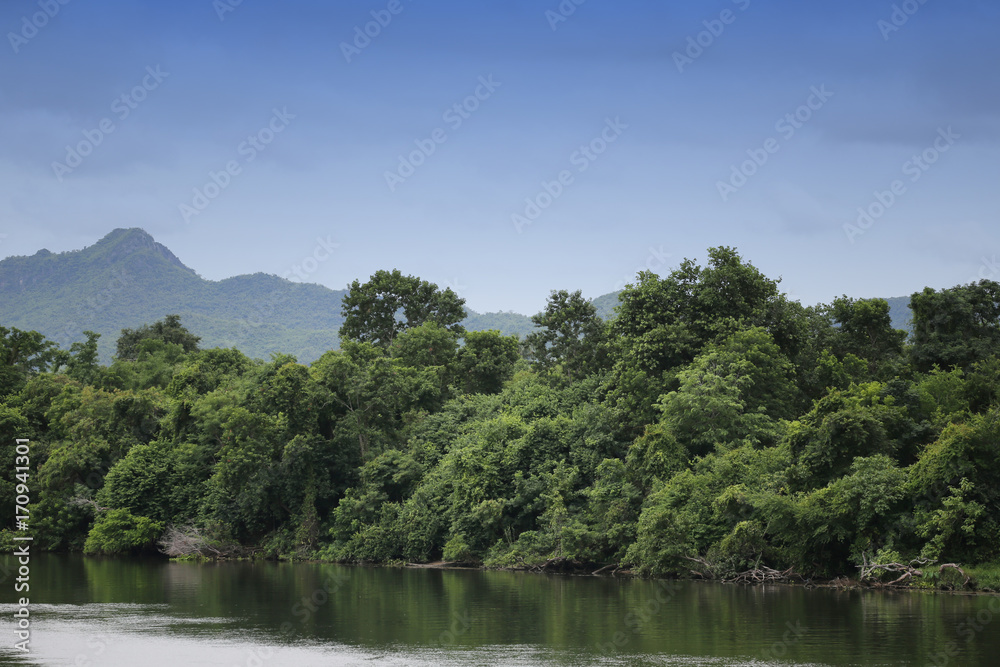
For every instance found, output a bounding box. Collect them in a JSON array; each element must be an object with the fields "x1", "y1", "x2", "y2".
[
  {"x1": 339, "y1": 269, "x2": 466, "y2": 348},
  {"x1": 523, "y1": 290, "x2": 608, "y2": 380},
  {"x1": 116, "y1": 314, "x2": 201, "y2": 361}
]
